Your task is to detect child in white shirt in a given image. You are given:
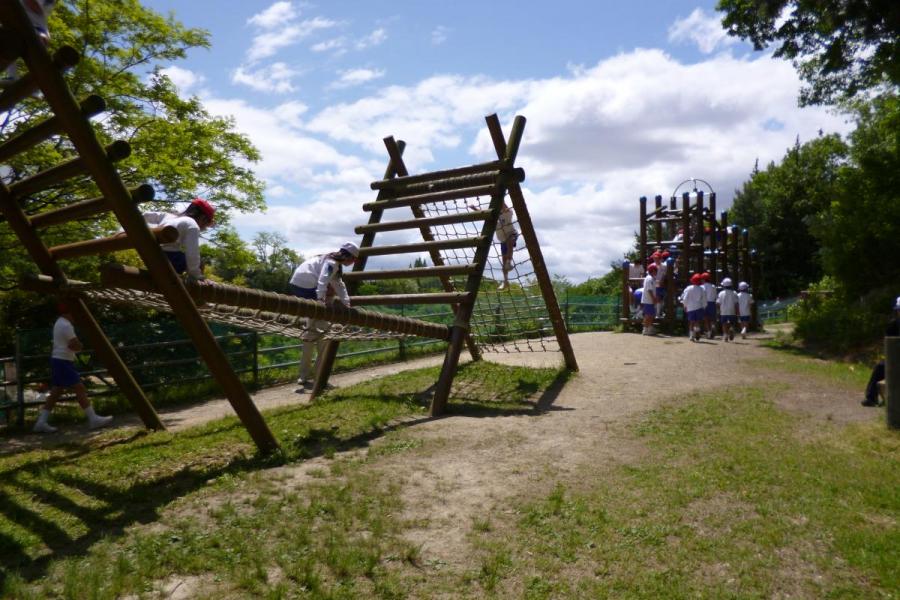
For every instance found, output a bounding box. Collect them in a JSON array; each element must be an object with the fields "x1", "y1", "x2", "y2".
[
  {"x1": 737, "y1": 281, "x2": 754, "y2": 338},
  {"x1": 717, "y1": 278, "x2": 739, "y2": 342},
  {"x1": 681, "y1": 273, "x2": 707, "y2": 341}
]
